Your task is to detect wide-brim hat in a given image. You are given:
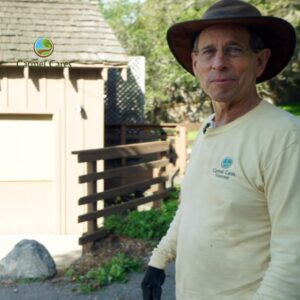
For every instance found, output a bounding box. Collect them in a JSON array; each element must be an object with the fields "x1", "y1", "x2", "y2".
[{"x1": 167, "y1": 0, "x2": 296, "y2": 83}]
